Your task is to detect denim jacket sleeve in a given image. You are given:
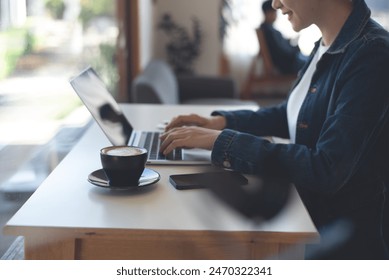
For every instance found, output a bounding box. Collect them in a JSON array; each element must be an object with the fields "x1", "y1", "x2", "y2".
[{"x1": 211, "y1": 101, "x2": 289, "y2": 138}]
